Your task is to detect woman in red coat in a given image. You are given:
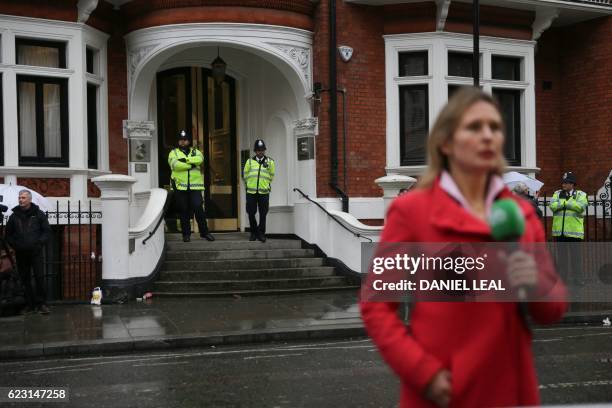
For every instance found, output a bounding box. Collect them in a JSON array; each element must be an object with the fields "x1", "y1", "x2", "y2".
[{"x1": 360, "y1": 88, "x2": 567, "y2": 408}]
